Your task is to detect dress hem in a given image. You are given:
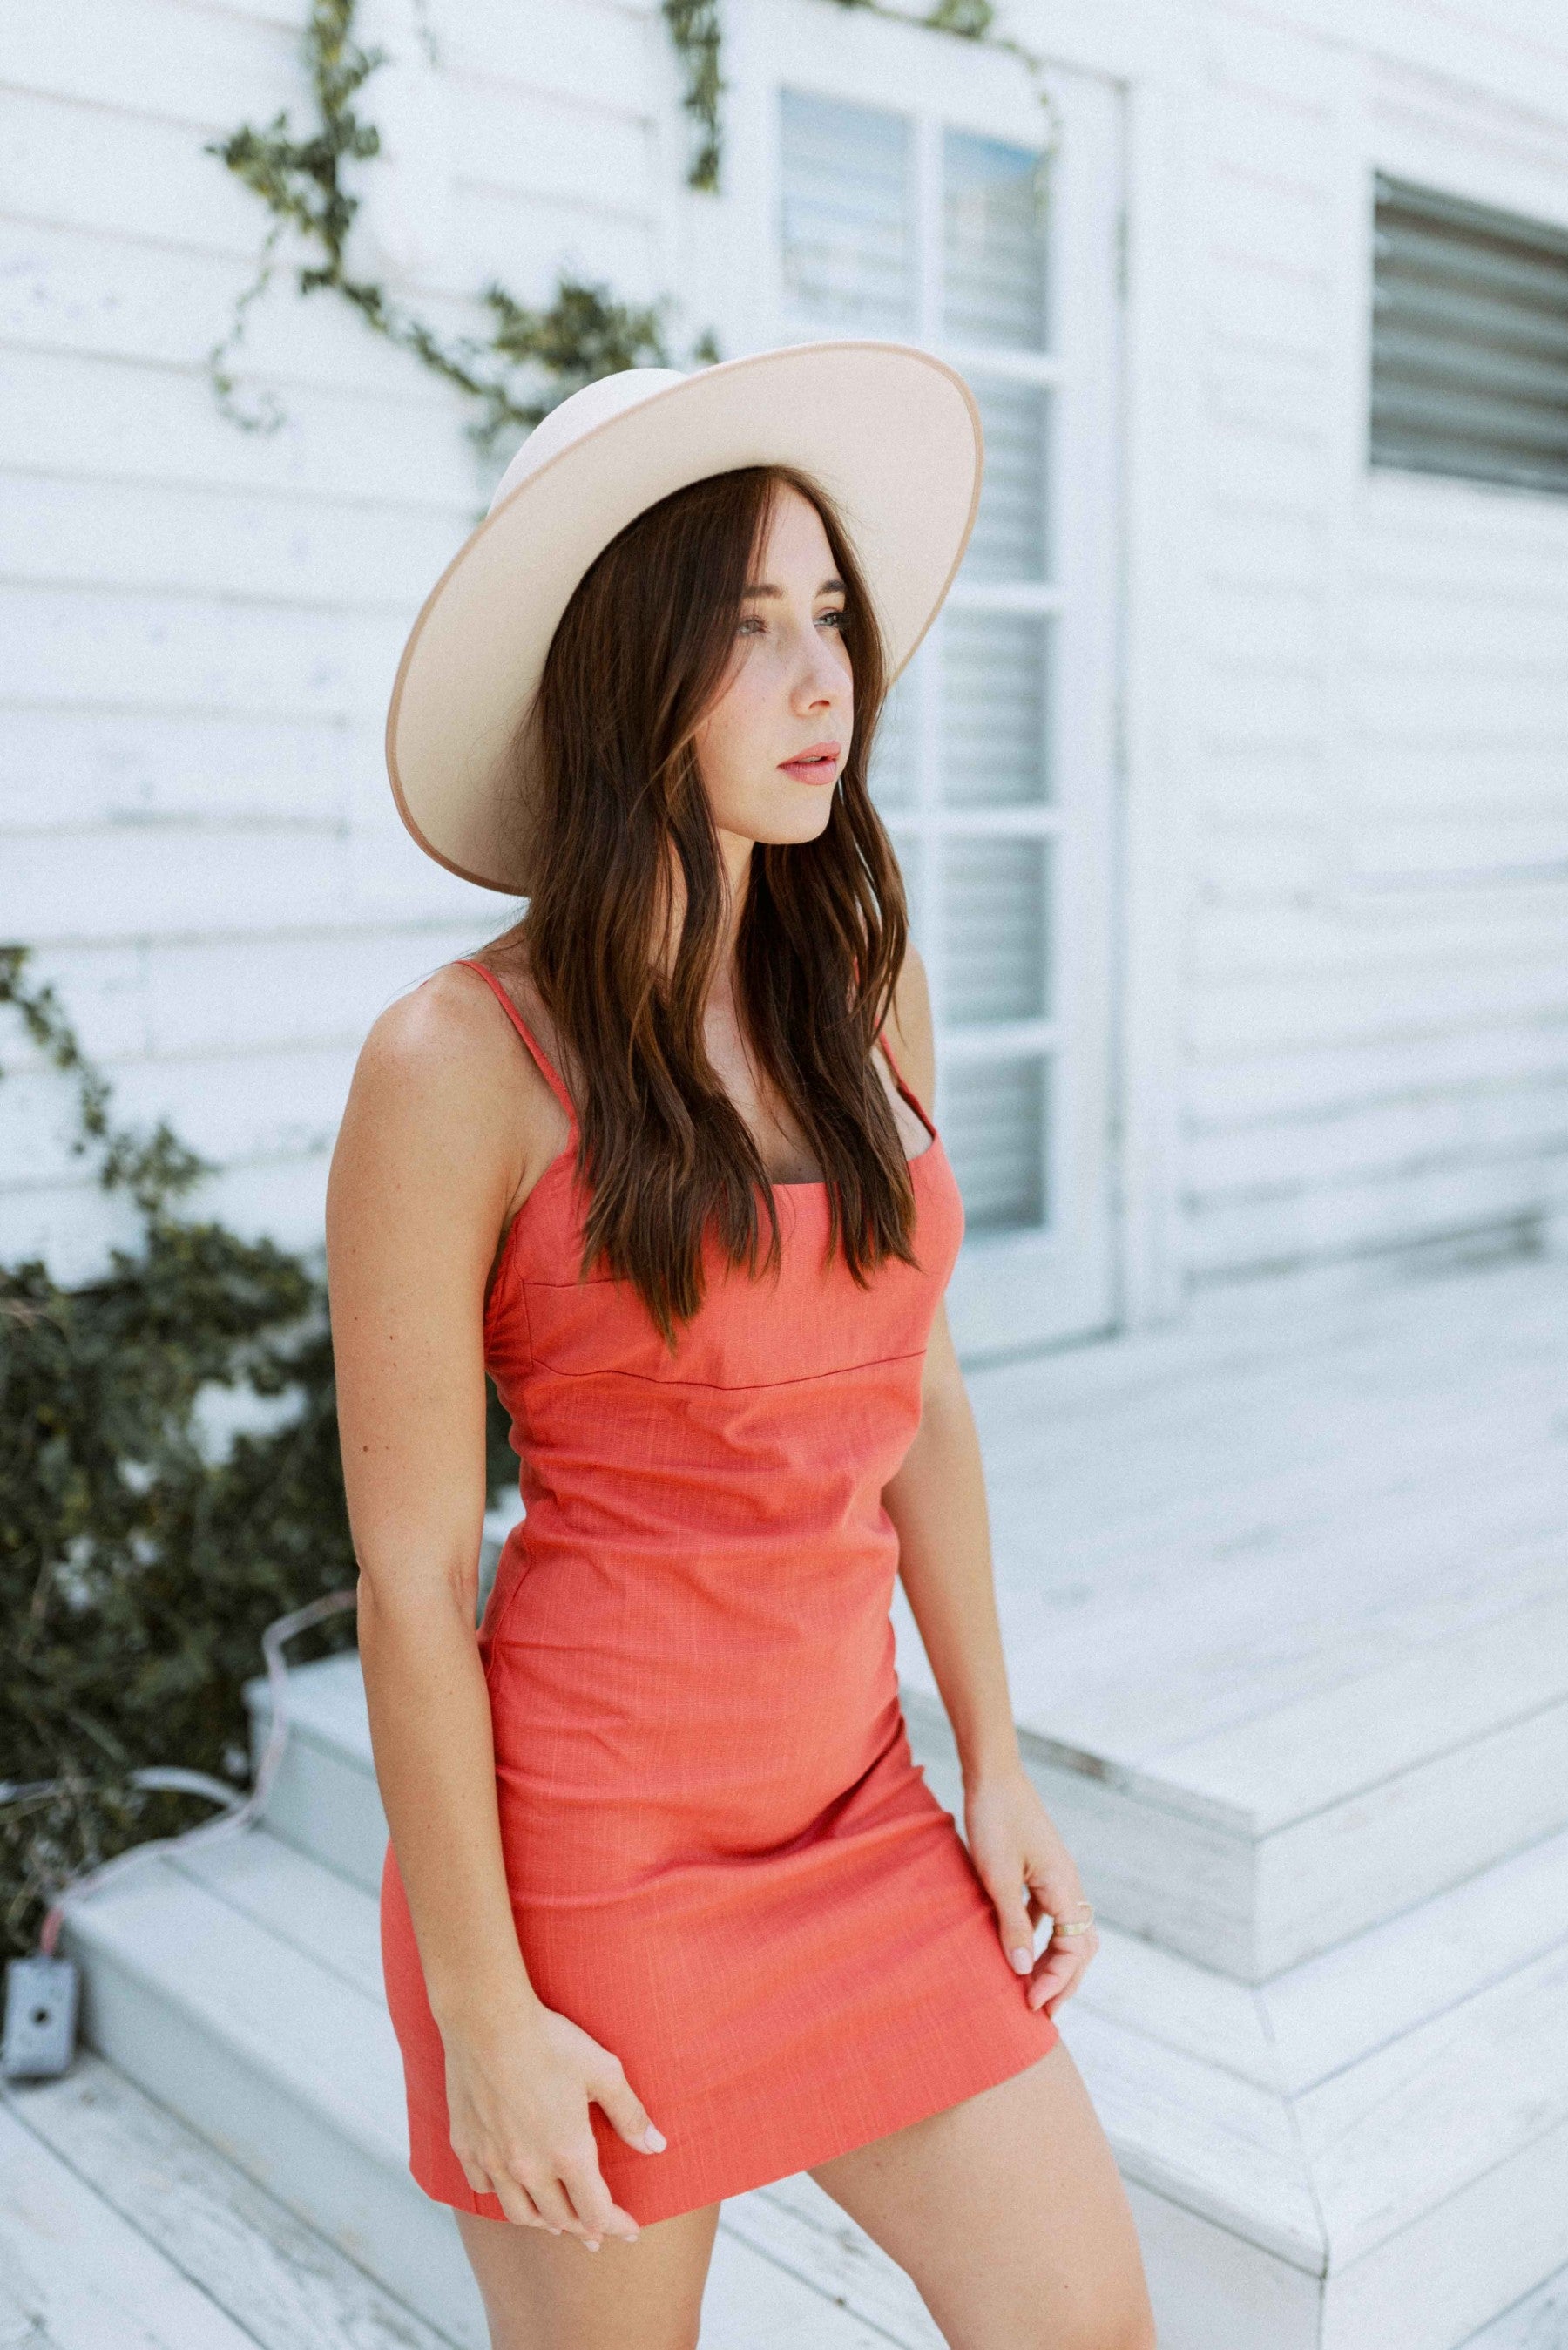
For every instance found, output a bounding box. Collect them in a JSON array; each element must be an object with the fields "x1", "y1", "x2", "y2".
[{"x1": 405, "y1": 1993, "x2": 1060, "y2": 2228}]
